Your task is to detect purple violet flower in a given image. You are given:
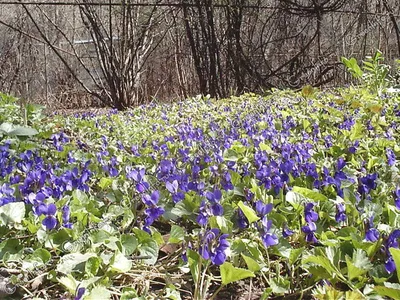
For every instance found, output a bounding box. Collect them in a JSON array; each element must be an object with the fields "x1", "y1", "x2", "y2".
[
  {"x1": 348, "y1": 140, "x2": 359, "y2": 154},
  {"x1": 302, "y1": 221, "x2": 318, "y2": 243},
  {"x1": 395, "y1": 187, "x2": 400, "y2": 209},
  {"x1": 282, "y1": 226, "x2": 294, "y2": 238},
  {"x1": 261, "y1": 216, "x2": 278, "y2": 247},
  {"x1": 74, "y1": 287, "x2": 86, "y2": 300},
  {"x1": 304, "y1": 203, "x2": 318, "y2": 223},
  {"x1": 255, "y1": 201, "x2": 273, "y2": 216},
  {"x1": 365, "y1": 217, "x2": 379, "y2": 242},
  {"x1": 166, "y1": 180, "x2": 185, "y2": 203},
  {"x1": 387, "y1": 148, "x2": 396, "y2": 167},
  {"x1": 36, "y1": 203, "x2": 58, "y2": 230},
  {"x1": 384, "y1": 230, "x2": 400, "y2": 273},
  {"x1": 127, "y1": 168, "x2": 150, "y2": 193},
  {"x1": 335, "y1": 203, "x2": 347, "y2": 223},
  {"x1": 200, "y1": 229, "x2": 230, "y2": 265},
  {"x1": 142, "y1": 191, "x2": 164, "y2": 232},
  {"x1": 358, "y1": 173, "x2": 378, "y2": 195},
  {"x1": 62, "y1": 205, "x2": 73, "y2": 229}
]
